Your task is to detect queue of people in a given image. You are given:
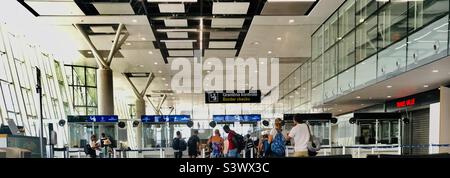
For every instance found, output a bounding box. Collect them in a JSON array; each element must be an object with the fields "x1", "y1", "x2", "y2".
[
  {"x1": 86, "y1": 133, "x2": 113, "y2": 158},
  {"x1": 172, "y1": 116, "x2": 316, "y2": 158}
]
